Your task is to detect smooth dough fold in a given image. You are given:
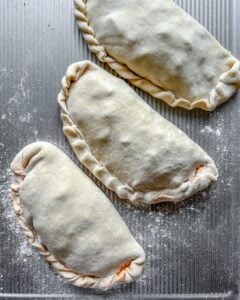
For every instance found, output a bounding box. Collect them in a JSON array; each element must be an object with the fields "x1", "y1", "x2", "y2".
[
  {"x1": 74, "y1": 0, "x2": 240, "y2": 110},
  {"x1": 11, "y1": 142, "x2": 145, "y2": 290},
  {"x1": 58, "y1": 61, "x2": 218, "y2": 205}
]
